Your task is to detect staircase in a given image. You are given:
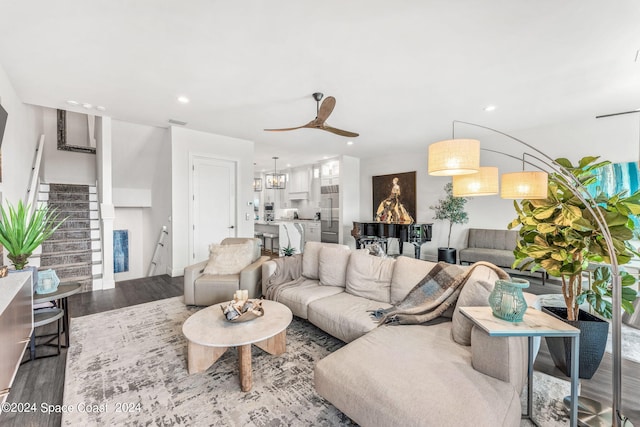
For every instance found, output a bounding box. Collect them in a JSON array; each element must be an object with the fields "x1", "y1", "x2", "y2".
[{"x1": 38, "y1": 183, "x2": 102, "y2": 292}]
